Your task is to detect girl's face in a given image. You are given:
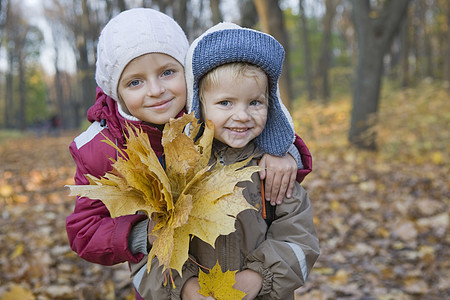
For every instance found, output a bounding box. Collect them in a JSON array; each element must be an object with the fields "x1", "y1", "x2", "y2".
[
  {"x1": 117, "y1": 53, "x2": 186, "y2": 125},
  {"x1": 201, "y1": 70, "x2": 268, "y2": 149}
]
